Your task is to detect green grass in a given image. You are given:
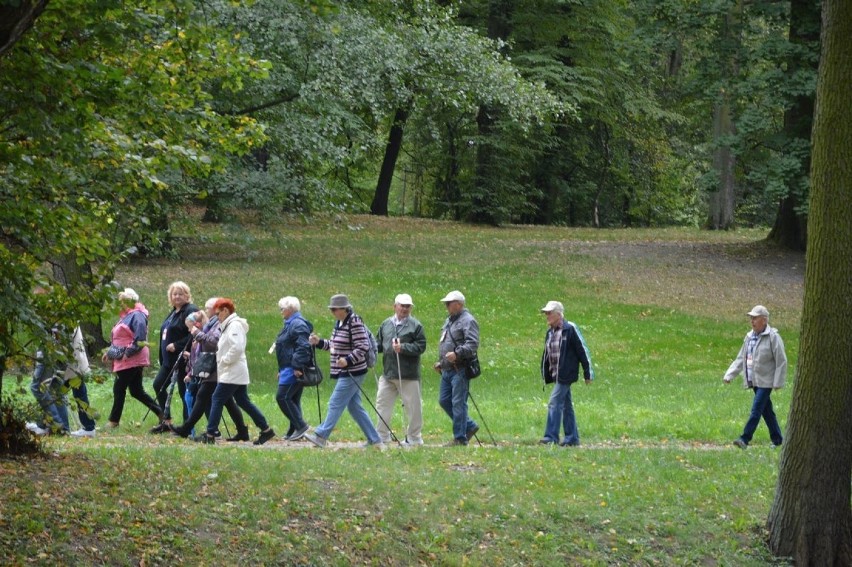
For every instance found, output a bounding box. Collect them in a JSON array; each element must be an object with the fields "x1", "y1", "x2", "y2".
[{"x1": 0, "y1": 215, "x2": 802, "y2": 565}]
